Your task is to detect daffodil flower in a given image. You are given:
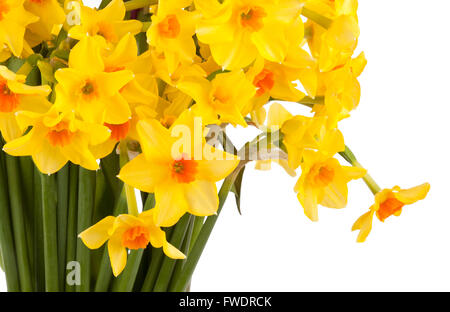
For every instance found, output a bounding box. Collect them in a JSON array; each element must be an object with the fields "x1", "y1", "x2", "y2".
[
  {"x1": 0, "y1": 0, "x2": 38, "y2": 58},
  {"x1": 195, "y1": 0, "x2": 305, "y2": 69},
  {"x1": 352, "y1": 183, "x2": 431, "y2": 242},
  {"x1": 79, "y1": 210, "x2": 185, "y2": 277},
  {"x1": 3, "y1": 108, "x2": 110, "y2": 174},
  {"x1": 295, "y1": 147, "x2": 367, "y2": 221},
  {"x1": 177, "y1": 70, "x2": 255, "y2": 127},
  {"x1": 68, "y1": 0, "x2": 142, "y2": 46},
  {"x1": 0, "y1": 65, "x2": 51, "y2": 142},
  {"x1": 118, "y1": 111, "x2": 240, "y2": 227},
  {"x1": 147, "y1": 0, "x2": 197, "y2": 73},
  {"x1": 54, "y1": 37, "x2": 134, "y2": 125}
]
